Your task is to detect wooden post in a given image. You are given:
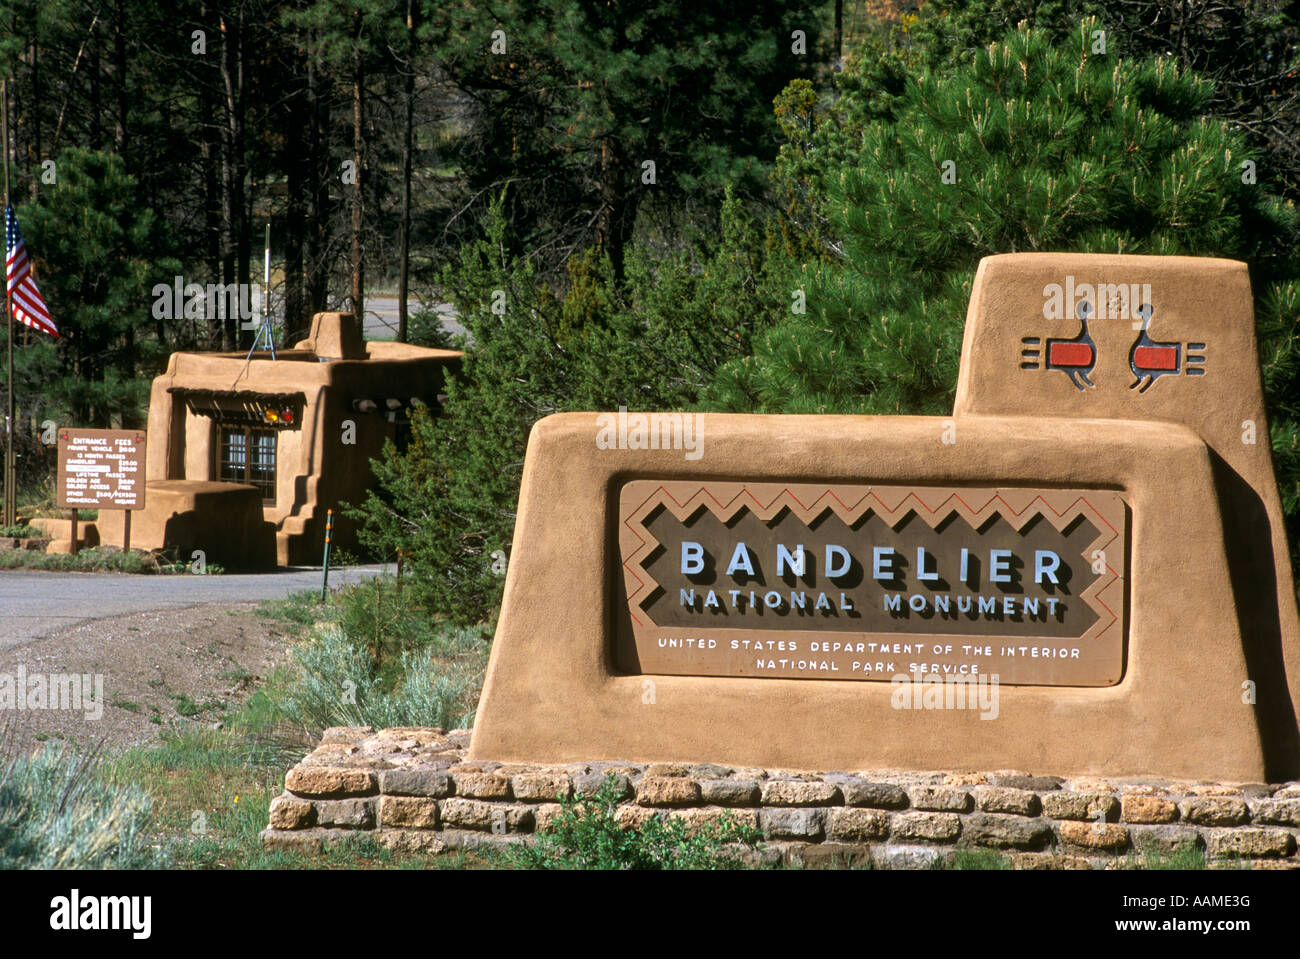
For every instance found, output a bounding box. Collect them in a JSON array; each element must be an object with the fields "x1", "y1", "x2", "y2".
[
  {"x1": 123, "y1": 509, "x2": 131, "y2": 552},
  {"x1": 68, "y1": 508, "x2": 78, "y2": 556},
  {"x1": 320, "y1": 507, "x2": 333, "y2": 601},
  {"x1": 395, "y1": 548, "x2": 404, "y2": 597}
]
